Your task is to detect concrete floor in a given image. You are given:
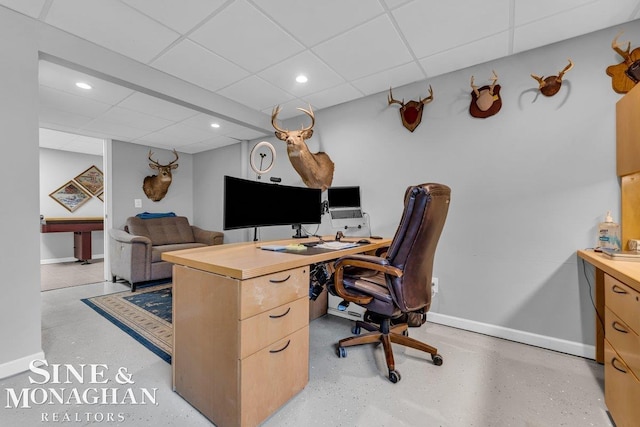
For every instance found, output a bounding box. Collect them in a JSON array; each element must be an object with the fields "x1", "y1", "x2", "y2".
[{"x1": 1, "y1": 281, "x2": 611, "y2": 427}]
